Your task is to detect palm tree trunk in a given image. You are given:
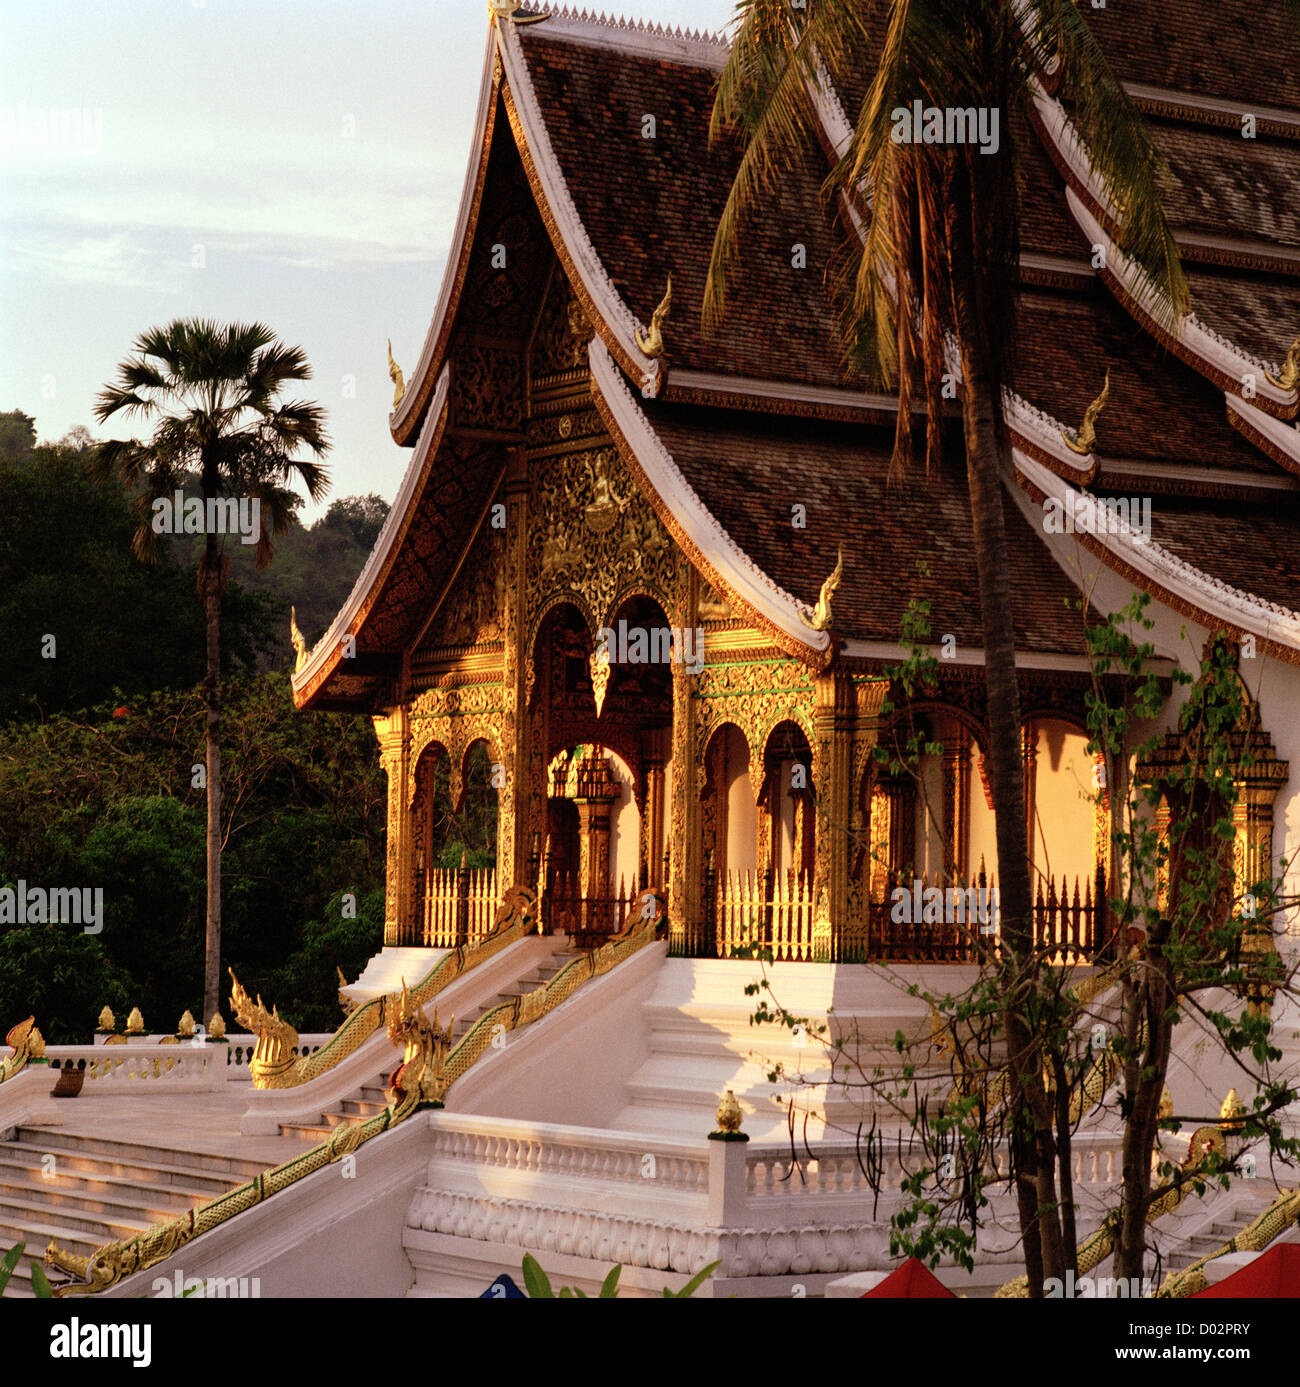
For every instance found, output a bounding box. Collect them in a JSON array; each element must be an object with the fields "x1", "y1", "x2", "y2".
[
  {"x1": 946, "y1": 185, "x2": 1066, "y2": 1292},
  {"x1": 202, "y1": 529, "x2": 222, "y2": 1027}
]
